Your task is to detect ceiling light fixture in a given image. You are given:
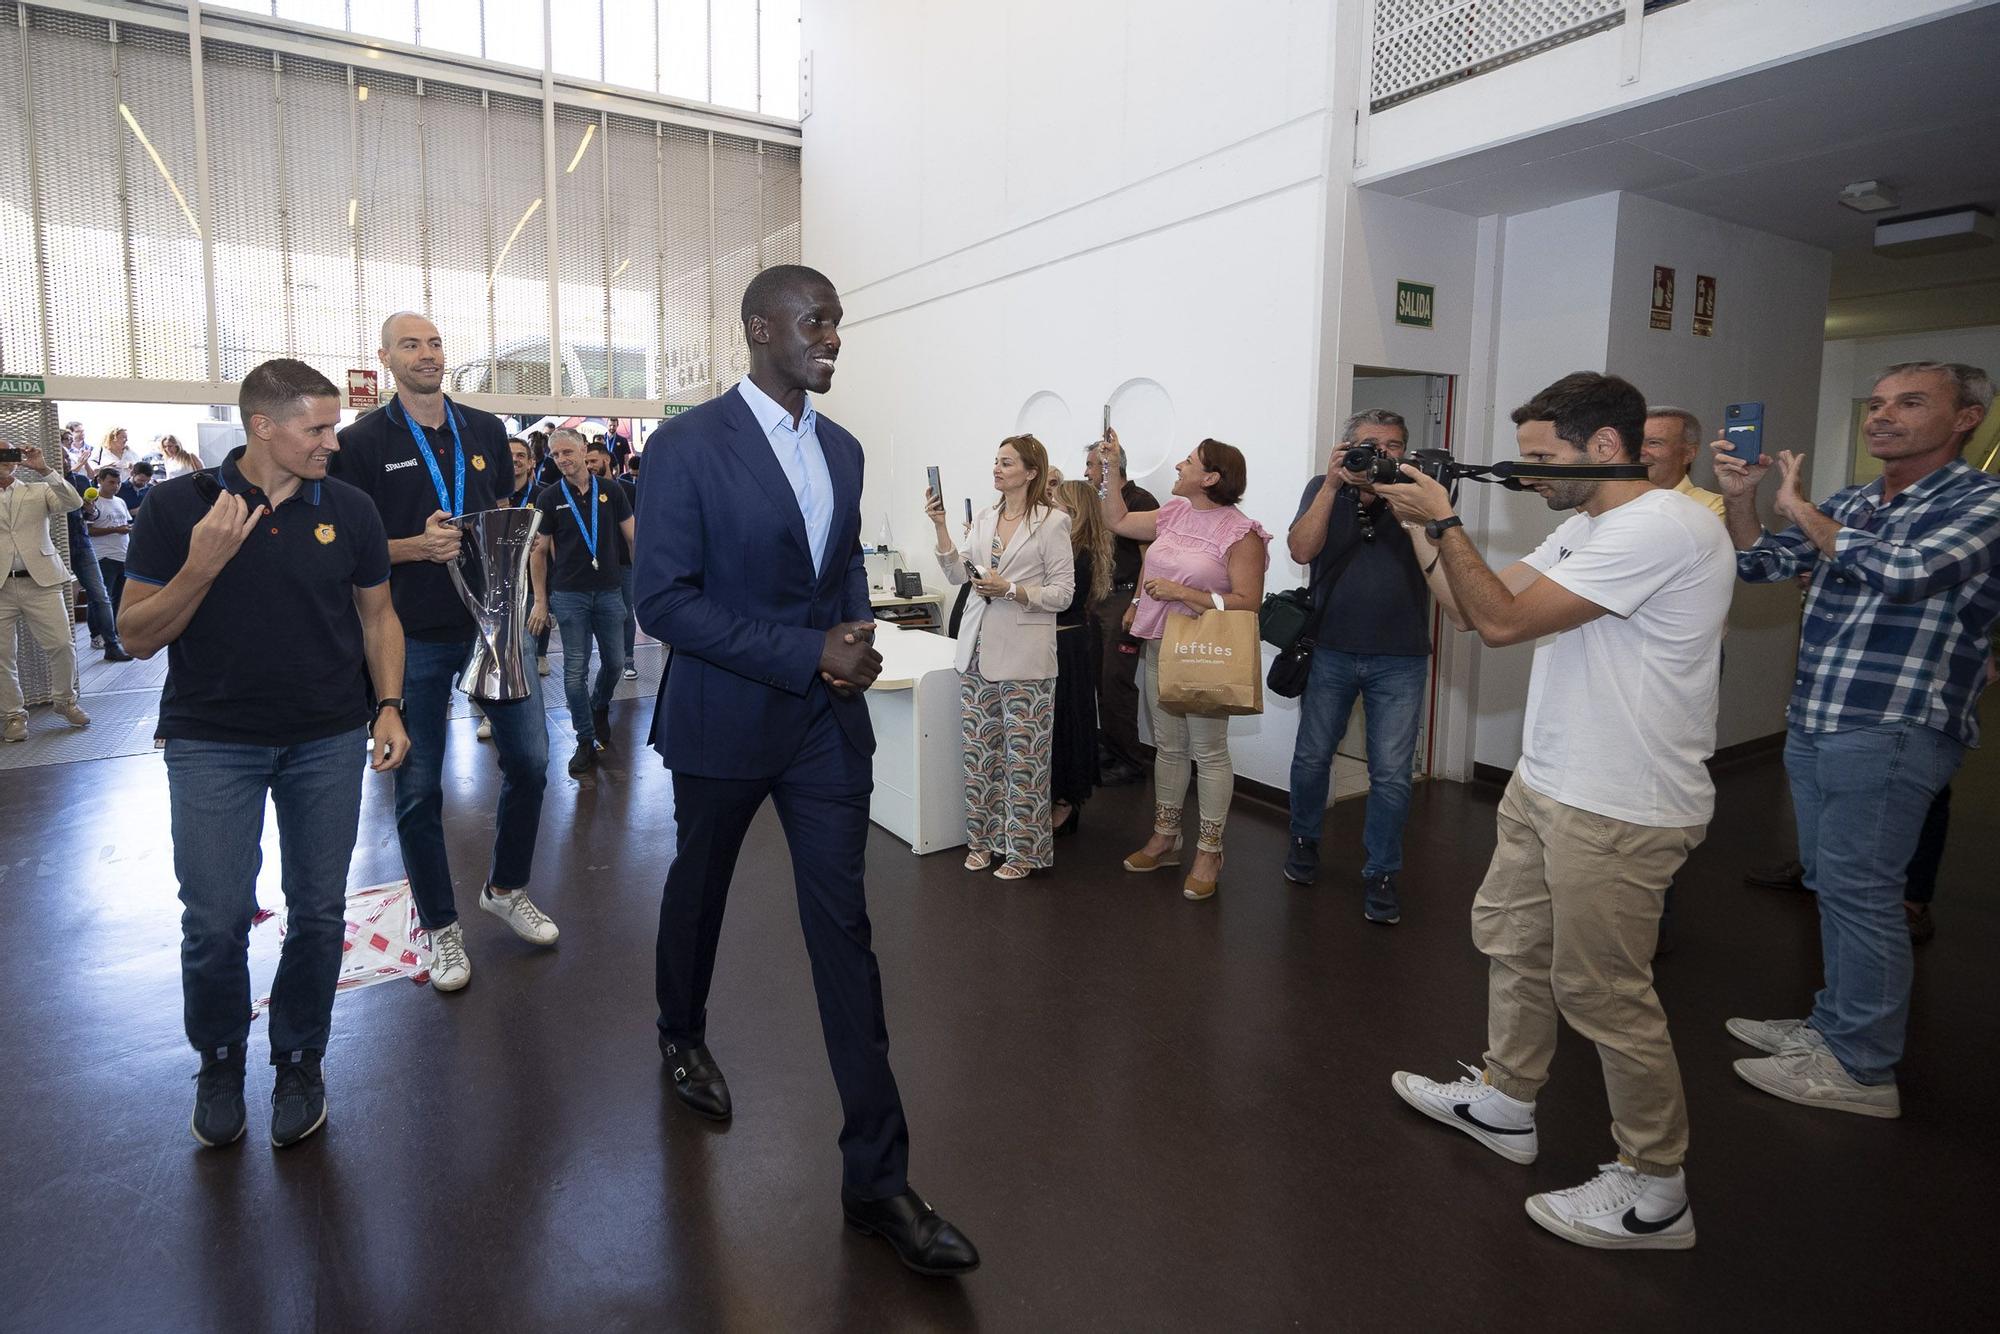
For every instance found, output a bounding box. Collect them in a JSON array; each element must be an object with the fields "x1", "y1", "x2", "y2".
[
  {"x1": 489, "y1": 197, "x2": 544, "y2": 293},
  {"x1": 119, "y1": 103, "x2": 201, "y2": 238},
  {"x1": 565, "y1": 124, "x2": 596, "y2": 174},
  {"x1": 1838, "y1": 180, "x2": 1899, "y2": 213},
  {"x1": 1874, "y1": 207, "x2": 1996, "y2": 258}
]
